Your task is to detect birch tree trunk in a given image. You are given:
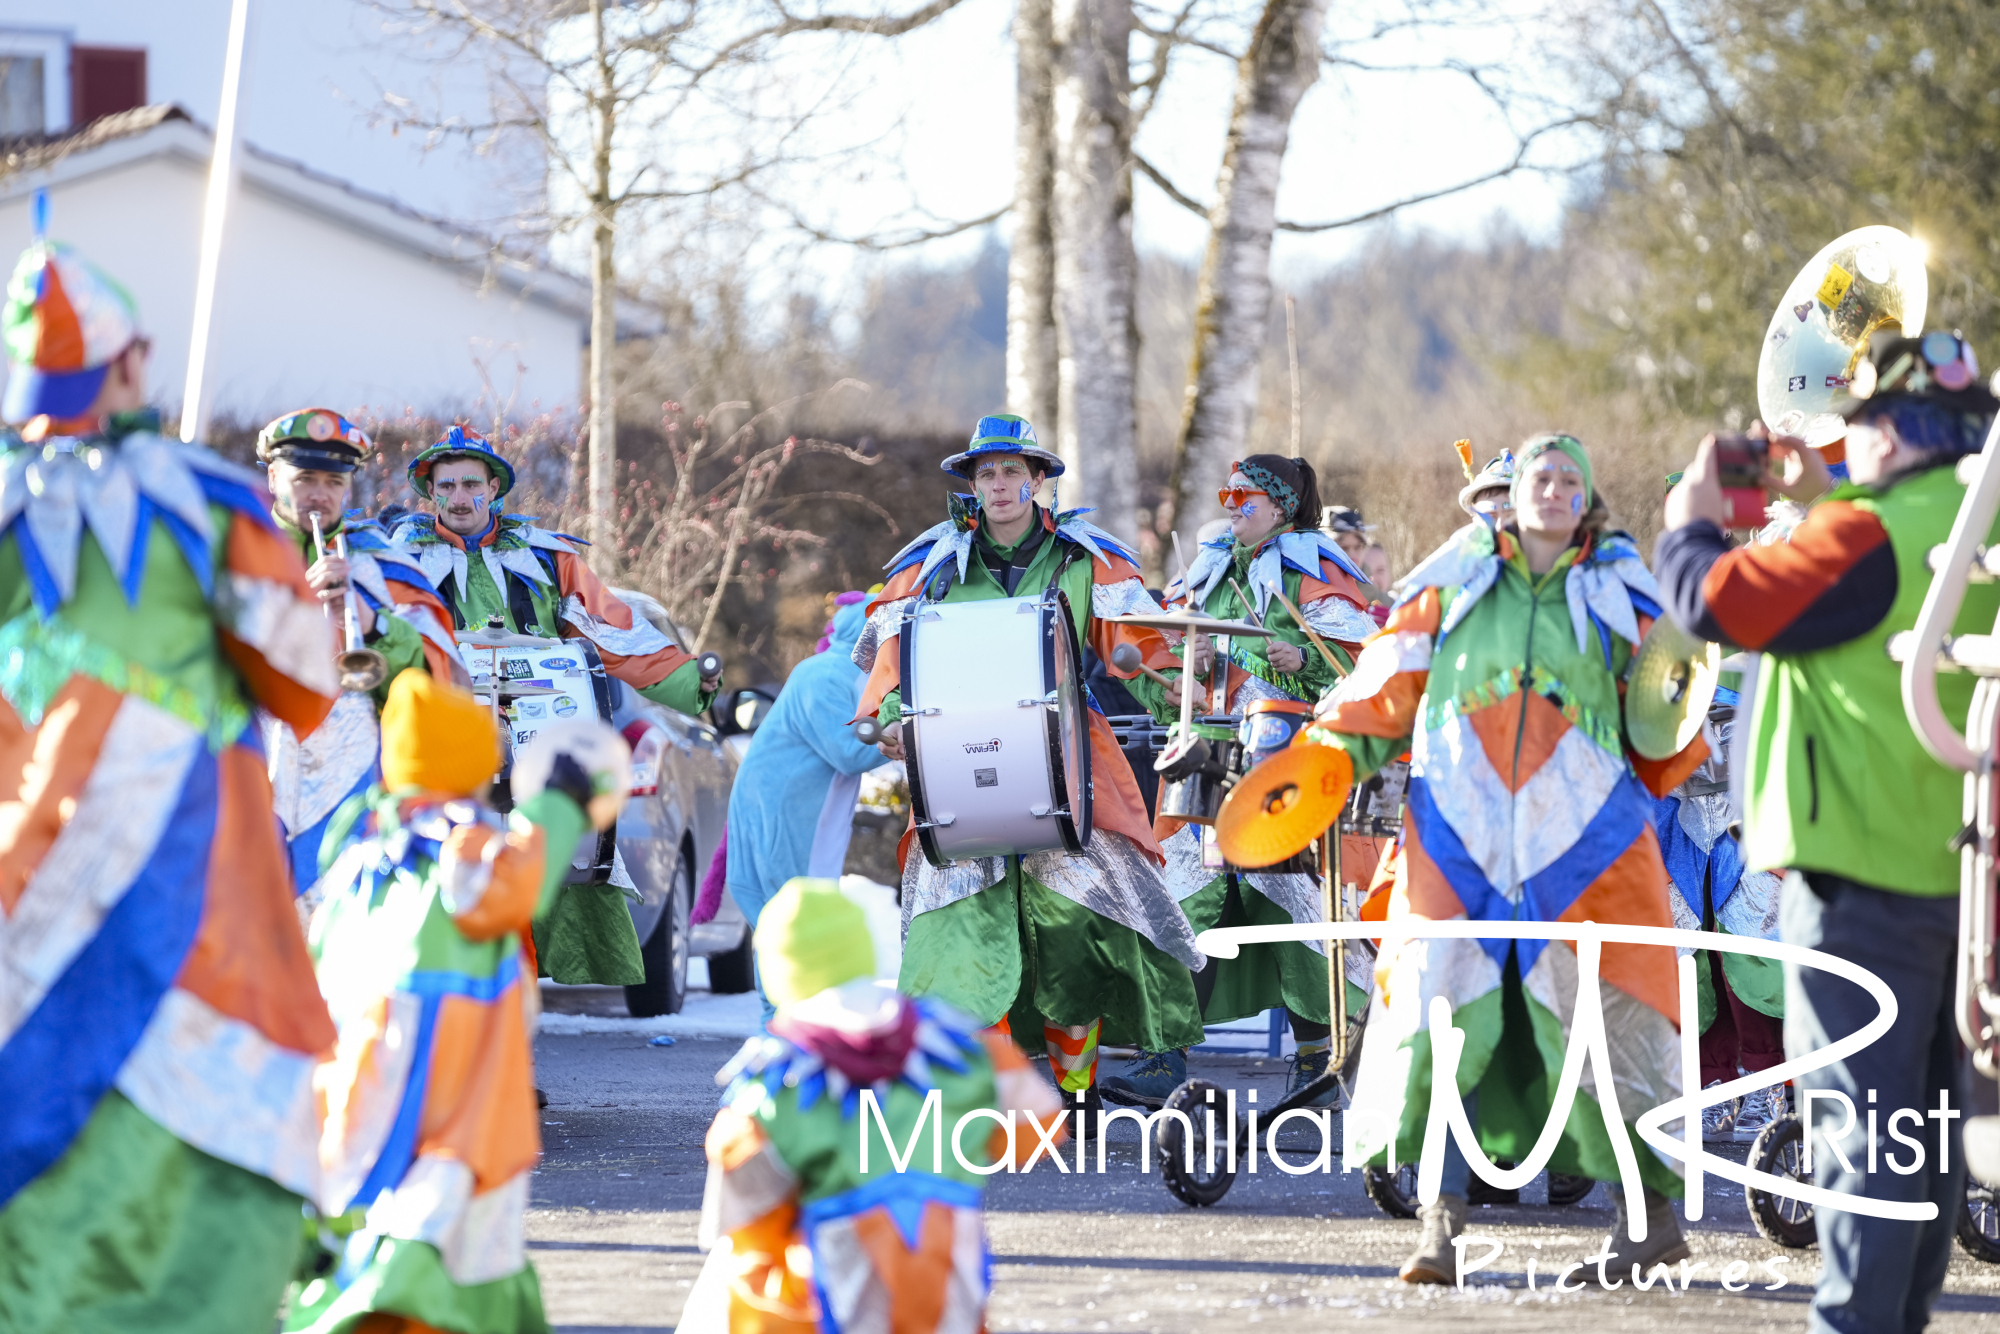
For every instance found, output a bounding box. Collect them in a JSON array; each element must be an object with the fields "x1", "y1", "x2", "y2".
[
  {"x1": 587, "y1": 0, "x2": 618, "y2": 565},
  {"x1": 1049, "y1": 0, "x2": 1137, "y2": 541},
  {"x1": 1164, "y1": 0, "x2": 1329, "y2": 557},
  {"x1": 1006, "y1": 0, "x2": 1059, "y2": 441}
]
